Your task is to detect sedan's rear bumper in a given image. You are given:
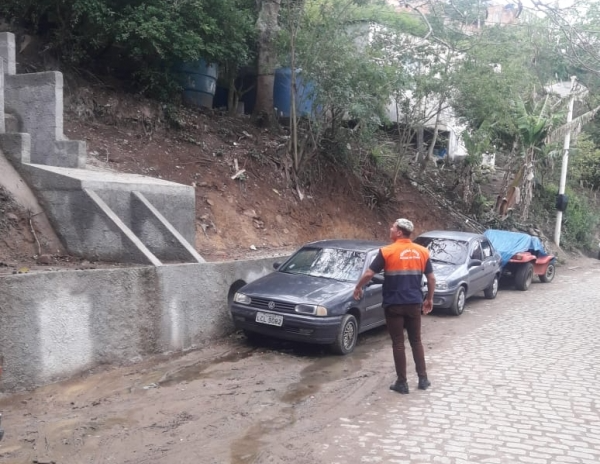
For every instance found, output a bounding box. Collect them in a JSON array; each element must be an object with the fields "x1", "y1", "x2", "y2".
[{"x1": 230, "y1": 304, "x2": 342, "y2": 344}]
